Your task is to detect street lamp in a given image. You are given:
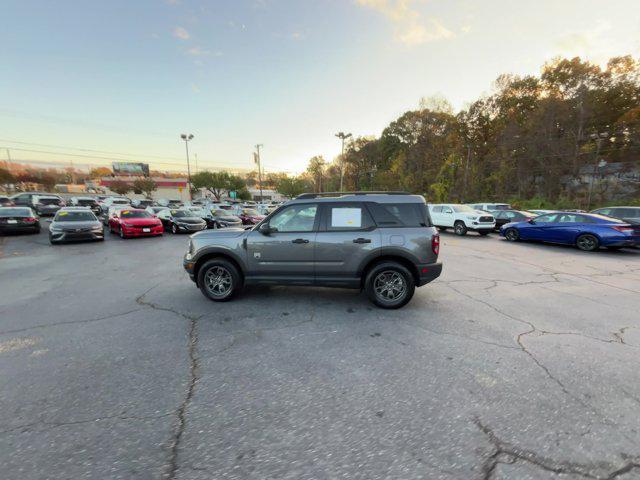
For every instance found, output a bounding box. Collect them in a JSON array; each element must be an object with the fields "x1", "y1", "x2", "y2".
[
  {"x1": 335, "y1": 132, "x2": 352, "y2": 192},
  {"x1": 180, "y1": 134, "x2": 194, "y2": 201}
]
